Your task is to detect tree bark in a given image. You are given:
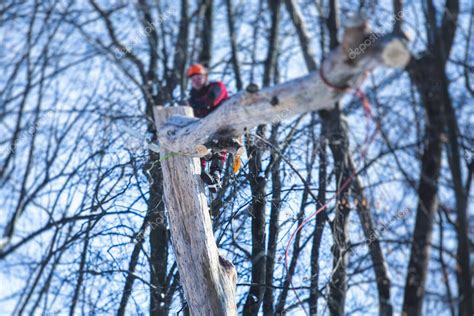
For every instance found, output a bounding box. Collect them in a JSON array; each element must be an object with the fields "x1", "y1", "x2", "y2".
[
  {"x1": 146, "y1": 151, "x2": 170, "y2": 316},
  {"x1": 352, "y1": 174, "x2": 393, "y2": 315},
  {"x1": 153, "y1": 106, "x2": 237, "y2": 316},
  {"x1": 309, "y1": 119, "x2": 327, "y2": 315},
  {"x1": 321, "y1": 107, "x2": 352, "y2": 316},
  {"x1": 442, "y1": 71, "x2": 472, "y2": 316},
  {"x1": 262, "y1": 125, "x2": 283, "y2": 316},
  {"x1": 198, "y1": 0, "x2": 212, "y2": 67},
  {"x1": 244, "y1": 2, "x2": 281, "y2": 313},
  {"x1": 402, "y1": 55, "x2": 445, "y2": 316},
  {"x1": 243, "y1": 126, "x2": 267, "y2": 316},
  {"x1": 225, "y1": 0, "x2": 243, "y2": 90}
]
